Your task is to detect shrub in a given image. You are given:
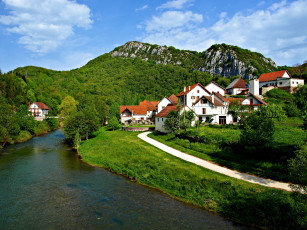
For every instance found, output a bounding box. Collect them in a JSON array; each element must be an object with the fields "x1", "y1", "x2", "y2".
[
  {"x1": 107, "y1": 117, "x2": 120, "y2": 131},
  {"x1": 240, "y1": 113, "x2": 274, "y2": 148}
]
